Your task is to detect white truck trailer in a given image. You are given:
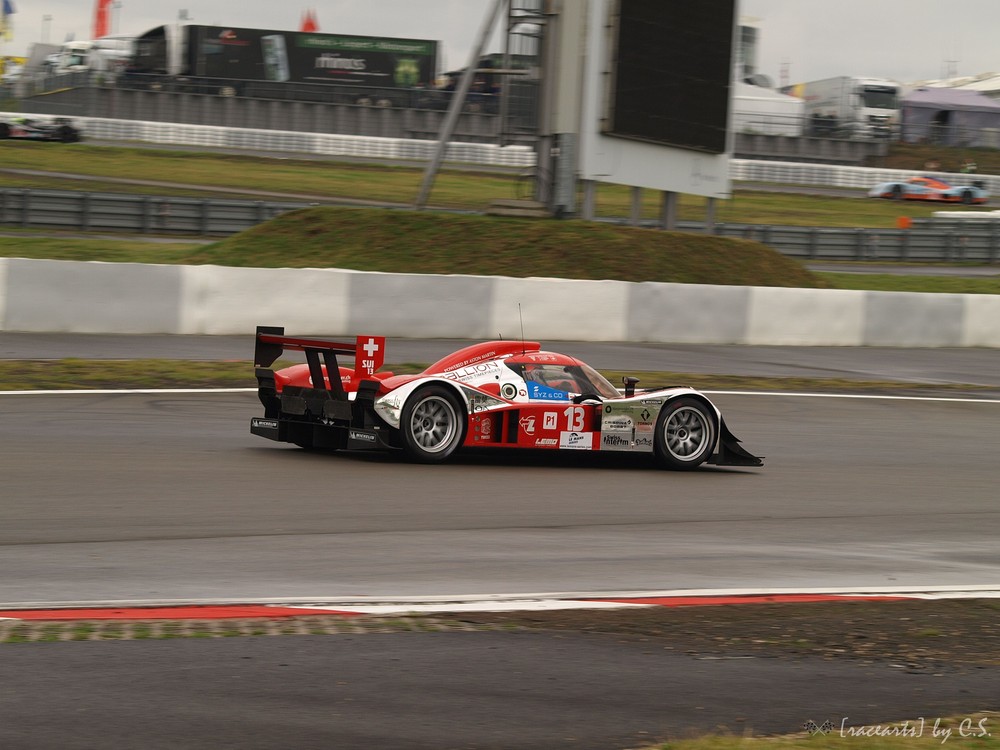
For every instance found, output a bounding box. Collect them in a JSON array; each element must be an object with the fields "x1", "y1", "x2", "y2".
[
  {"x1": 50, "y1": 37, "x2": 134, "y2": 75},
  {"x1": 781, "y1": 76, "x2": 900, "y2": 139}
]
